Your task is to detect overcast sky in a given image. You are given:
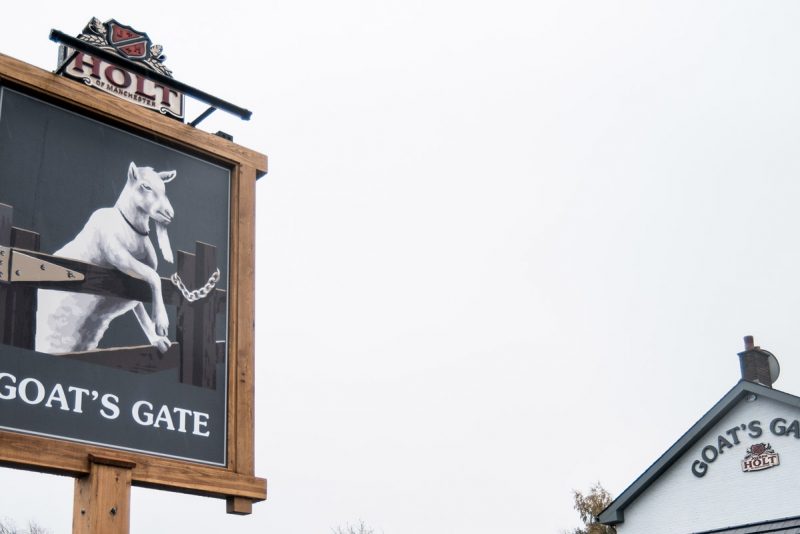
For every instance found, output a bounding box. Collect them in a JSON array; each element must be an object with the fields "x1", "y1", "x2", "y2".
[{"x1": 3, "y1": 2, "x2": 800, "y2": 533}]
